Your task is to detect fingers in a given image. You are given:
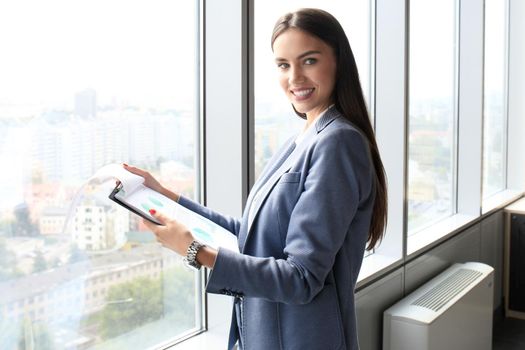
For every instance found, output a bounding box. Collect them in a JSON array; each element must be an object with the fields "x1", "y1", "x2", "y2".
[
  {"x1": 148, "y1": 209, "x2": 170, "y2": 225},
  {"x1": 141, "y1": 211, "x2": 193, "y2": 256},
  {"x1": 142, "y1": 217, "x2": 159, "y2": 233},
  {"x1": 143, "y1": 209, "x2": 168, "y2": 245},
  {"x1": 143, "y1": 220, "x2": 164, "y2": 246},
  {"x1": 123, "y1": 163, "x2": 148, "y2": 177}
]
